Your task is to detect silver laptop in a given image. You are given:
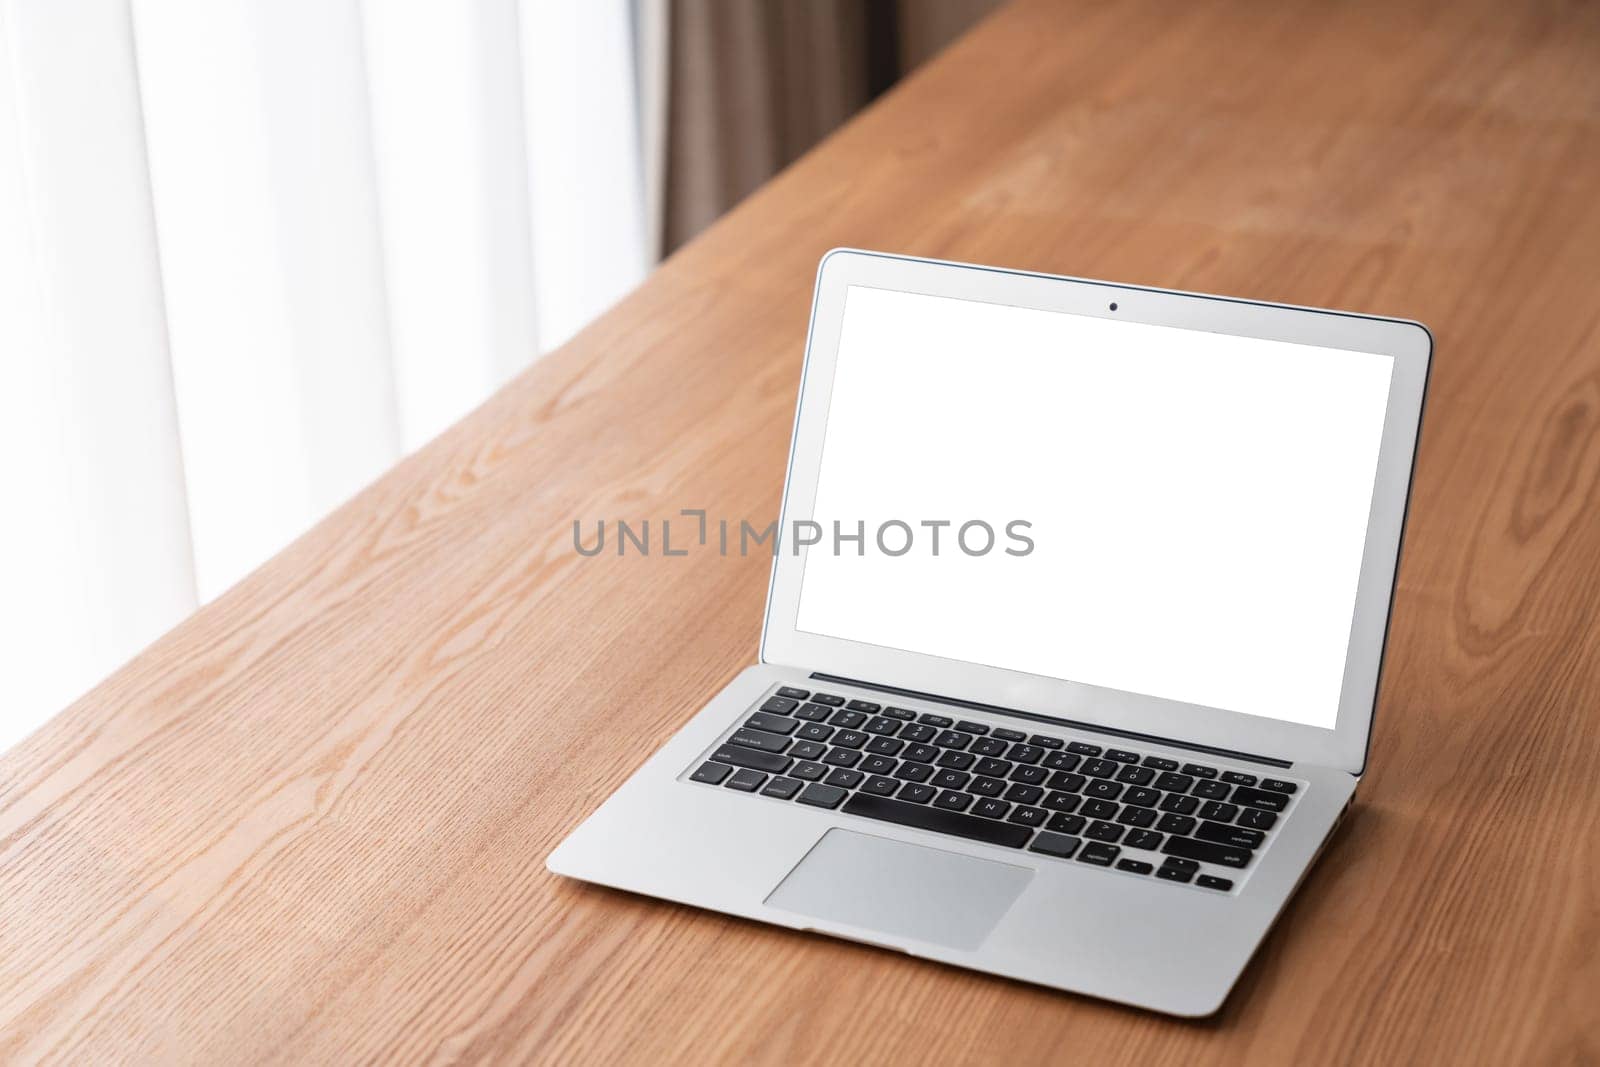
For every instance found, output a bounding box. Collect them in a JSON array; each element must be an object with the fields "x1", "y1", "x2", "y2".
[{"x1": 548, "y1": 249, "x2": 1431, "y2": 1016}]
